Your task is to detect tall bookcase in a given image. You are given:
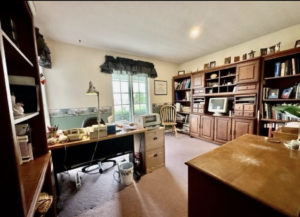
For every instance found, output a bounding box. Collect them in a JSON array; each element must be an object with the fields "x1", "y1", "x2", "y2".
[
  {"x1": 0, "y1": 2, "x2": 56, "y2": 216},
  {"x1": 172, "y1": 73, "x2": 192, "y2": 134},
  {"x1": 259, "y1": 47, "x2": 300, "y2": 137}
]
